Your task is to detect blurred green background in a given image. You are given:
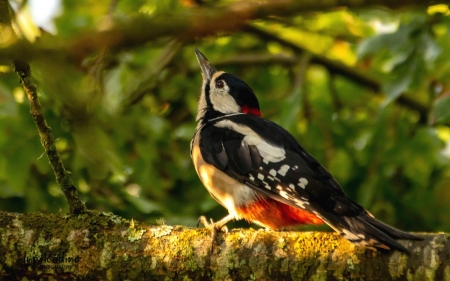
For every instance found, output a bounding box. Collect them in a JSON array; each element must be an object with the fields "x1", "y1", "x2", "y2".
[{"x1": 1, "y1": 0, "x2": 450, "y2": 233}]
